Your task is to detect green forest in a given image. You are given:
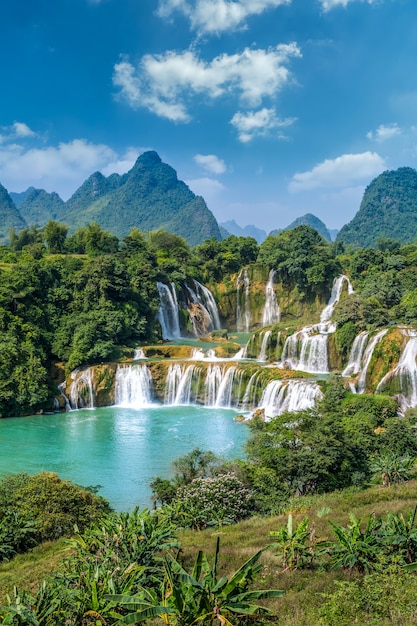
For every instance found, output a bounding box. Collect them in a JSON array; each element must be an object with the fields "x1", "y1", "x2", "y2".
[{"x1": 3, "y1": 220, "x2": 417, "y2": 623}]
